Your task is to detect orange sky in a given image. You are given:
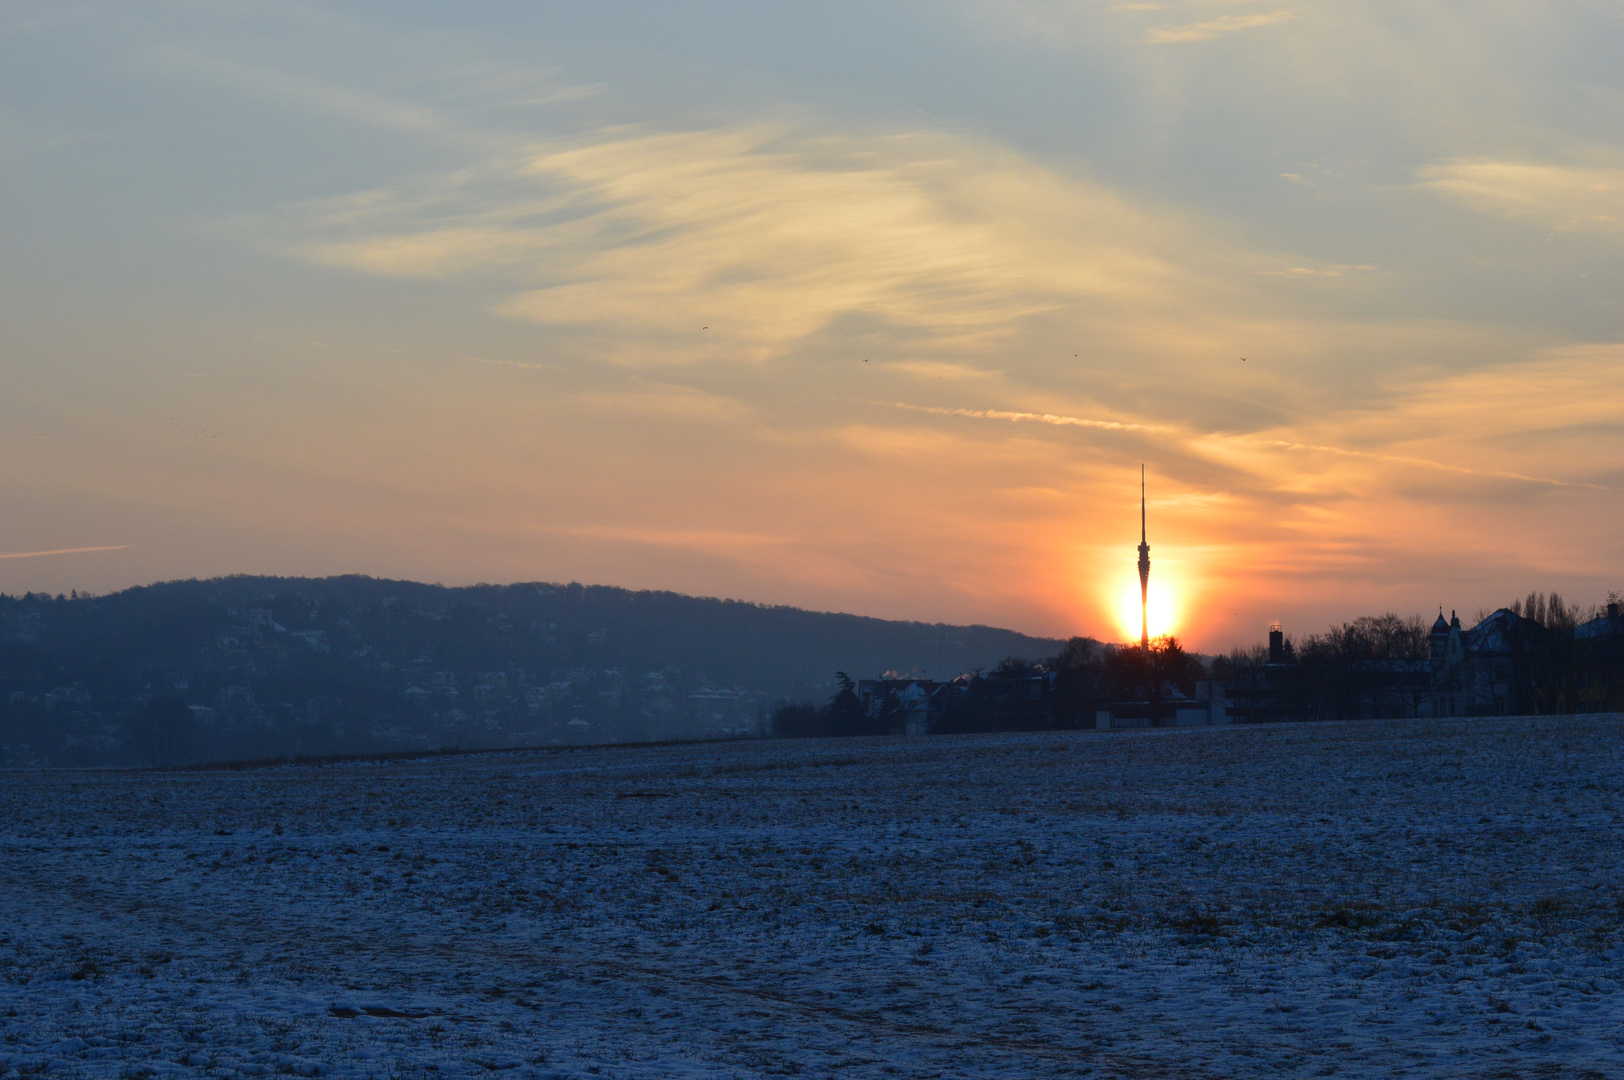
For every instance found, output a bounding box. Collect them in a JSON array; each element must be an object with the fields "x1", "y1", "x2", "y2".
[{"x1": 2, "y1": 4, "x2": 1621, "y2": 652}]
